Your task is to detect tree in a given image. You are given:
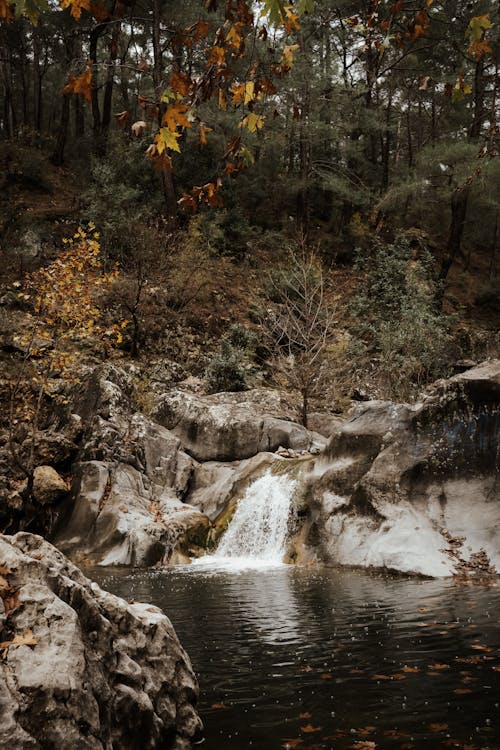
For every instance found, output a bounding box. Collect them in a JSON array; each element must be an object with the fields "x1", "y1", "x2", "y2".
[
  {"x1": 264, "y1": 244, "x2": 334, "y2": 426},
  {"x1": 8, "y1": 226, "x2": 119, "y2": 514}
]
